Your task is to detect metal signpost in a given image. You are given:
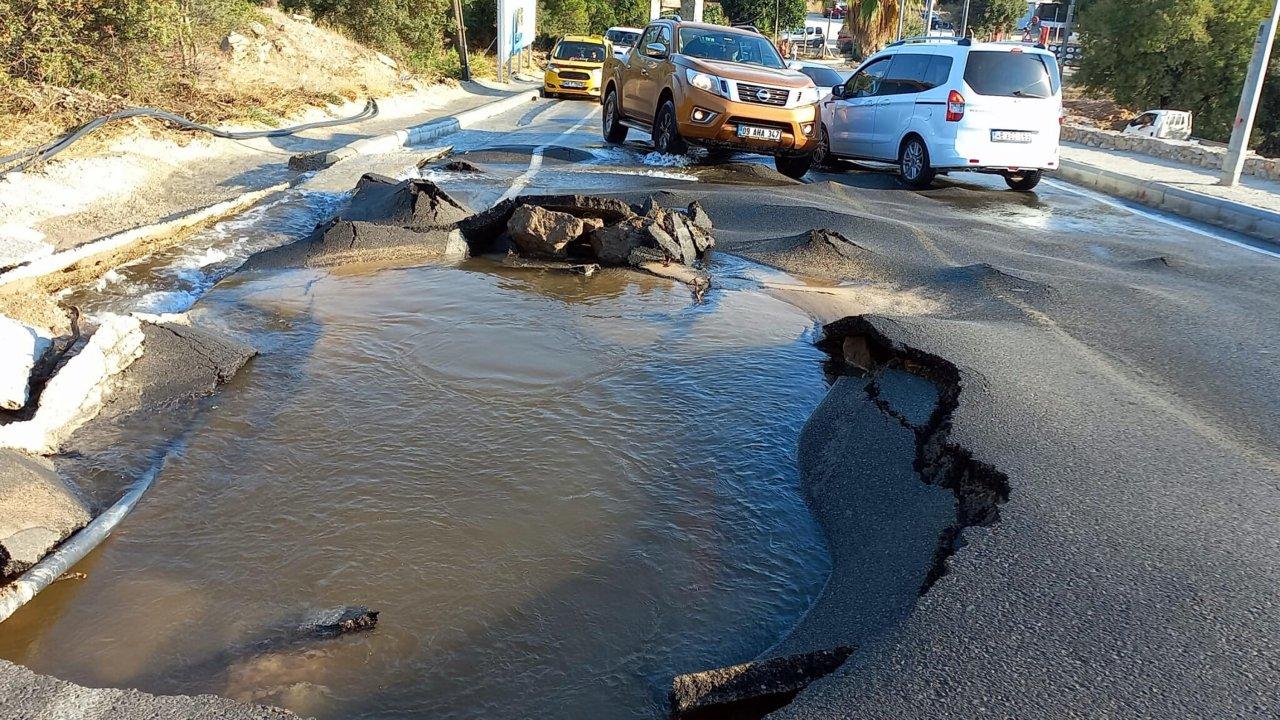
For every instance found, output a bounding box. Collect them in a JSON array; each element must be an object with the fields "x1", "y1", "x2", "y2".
[
  {"x1": 497, "y1": 0, "x2": 536, "y2": 83},
  {"x1": 1221, "y1": 0, "x2": 1280, "y2": 187}
]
